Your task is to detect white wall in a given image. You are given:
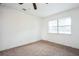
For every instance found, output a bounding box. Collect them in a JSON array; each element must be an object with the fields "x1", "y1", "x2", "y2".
[
  {"x1": 41, "y1": 7, "x2": 79, "y2": 49},
  {"x1": 0, "y1": 7, "x2": 2, "y2": 49},
  {"x1": 0, "y1": 6, "x2": 41, "y2": 51},
  {"x1": 0, "y1": 5, "x2": 79, "y2": 51}
]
